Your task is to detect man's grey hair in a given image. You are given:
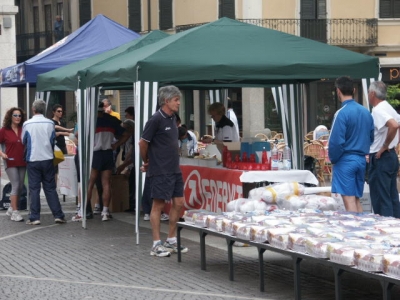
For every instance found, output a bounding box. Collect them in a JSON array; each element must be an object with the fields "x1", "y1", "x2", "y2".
[
  {"x1": 101, "y1": 97, "x2": 112, "y2": 106},
  {"x1": 369, "y1": 81, "x2": 387, "y2": 100},
  {"x1": 32, "y1": 100, "x2": 46, "y2": 114},
  {"x1": 158, "y1": 85, "x2": 181, "y2": 106}
]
